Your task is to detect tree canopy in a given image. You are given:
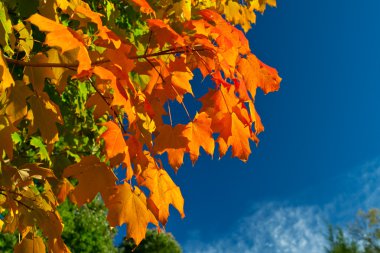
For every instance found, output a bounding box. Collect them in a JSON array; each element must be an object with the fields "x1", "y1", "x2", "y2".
[
  {"x1": 326, "y1": 209, "x2": 380, "y2": 253},
  {"x1": 119, "y1": 229, "x2": 182, "y2": 253},
  {"x1": 0, "y1": 0, "x2": 281, "y2": 251}
]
